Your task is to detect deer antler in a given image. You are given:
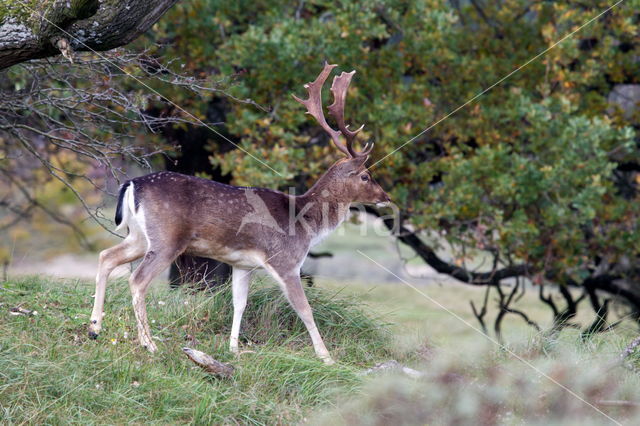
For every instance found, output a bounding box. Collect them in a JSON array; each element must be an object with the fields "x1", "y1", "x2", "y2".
[
  {"x1": 328, "y1": 70, "x2": 372, "y2": 157},
  {"x1": 293, "y1": 62, "x2": 372, "y2": 158}
]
